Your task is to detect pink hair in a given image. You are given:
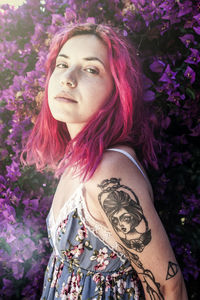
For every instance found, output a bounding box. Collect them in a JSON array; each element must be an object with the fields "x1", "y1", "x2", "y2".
[{"x1": 21, "y1": 23, "x2": 157, "y2": 180}]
